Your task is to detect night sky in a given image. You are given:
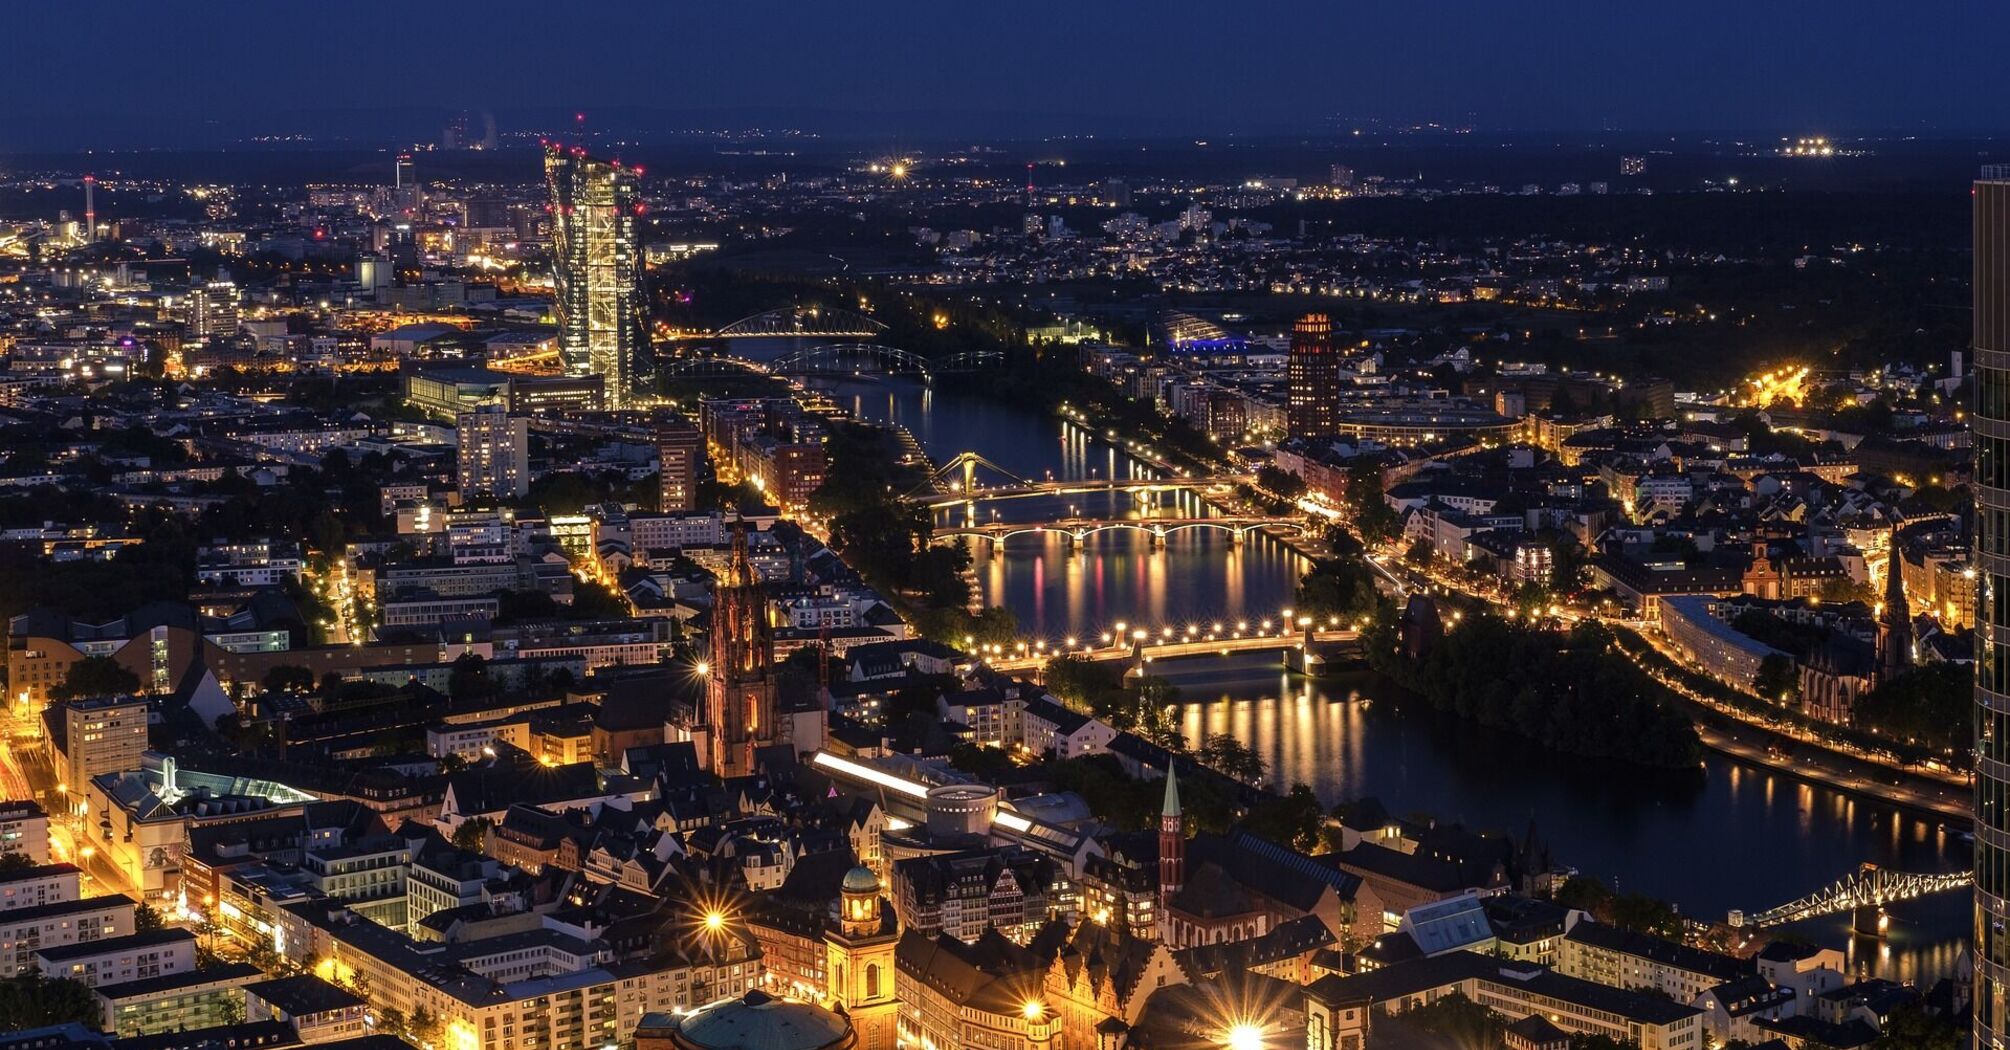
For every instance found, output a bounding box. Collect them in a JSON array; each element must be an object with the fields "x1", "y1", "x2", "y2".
[{"x1": 7, "y1": 1, "x2": 2010, "y2": 147}]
